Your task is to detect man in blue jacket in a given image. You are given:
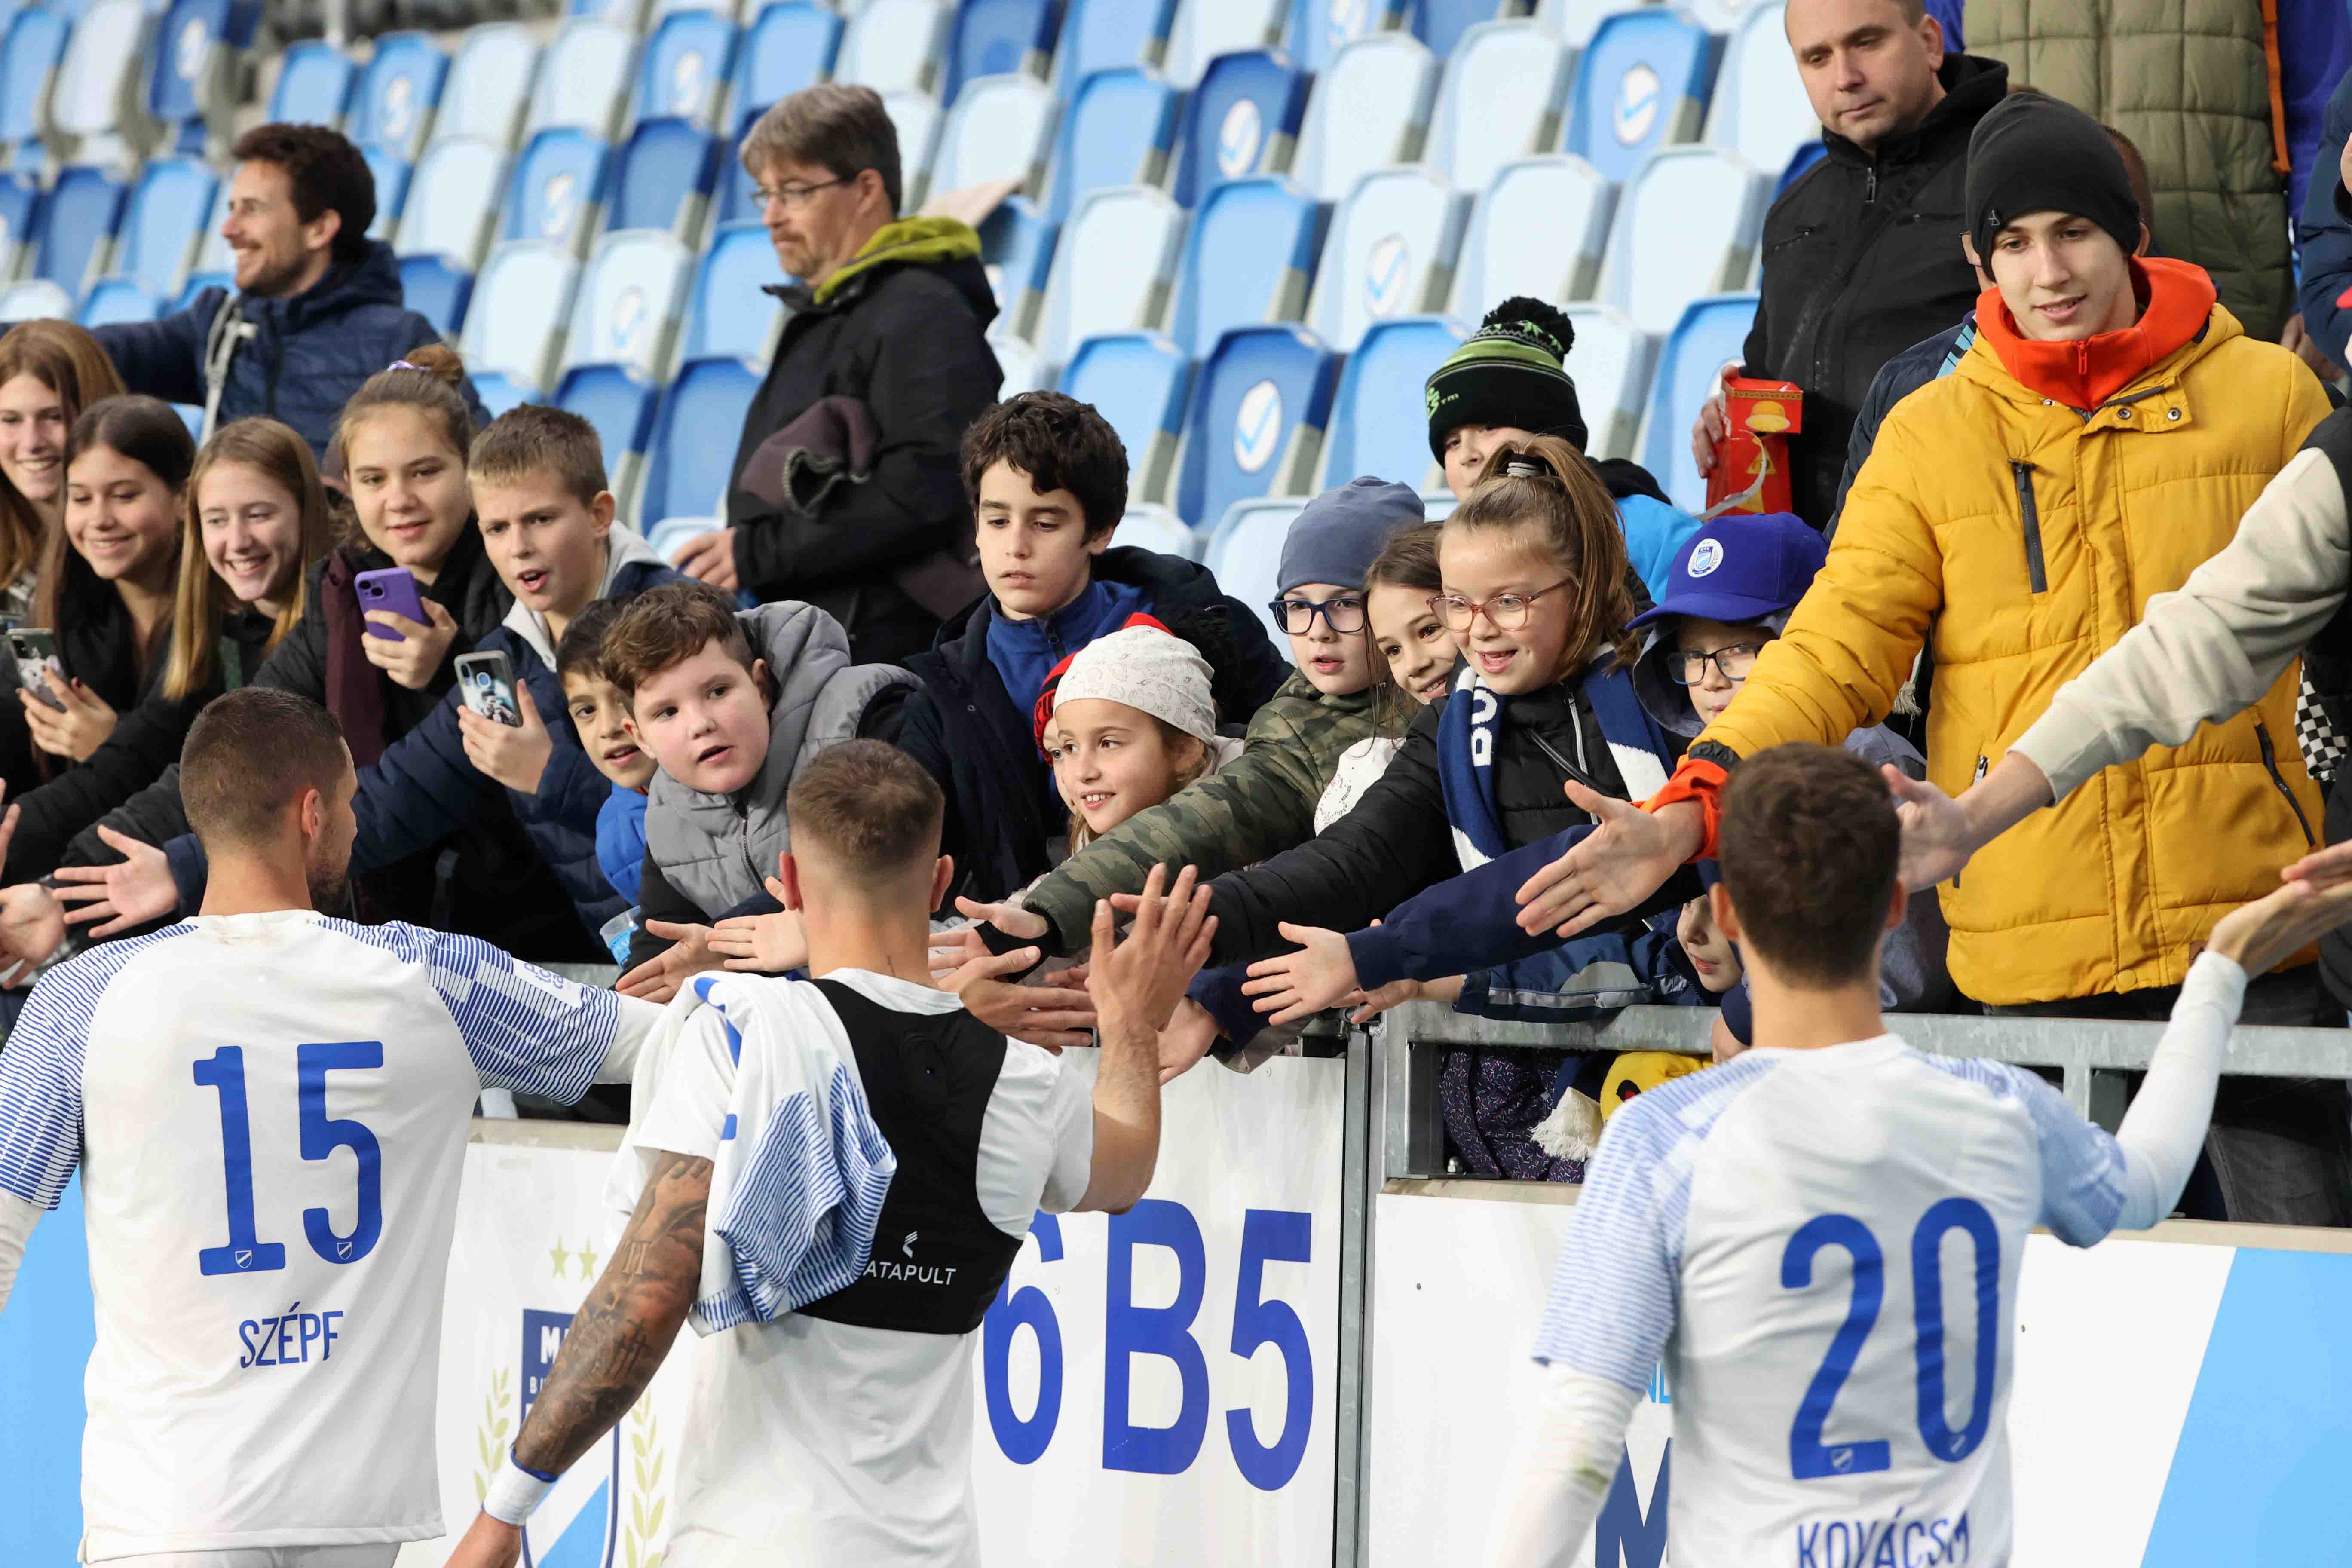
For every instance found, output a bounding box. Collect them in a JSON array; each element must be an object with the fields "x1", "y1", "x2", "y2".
[{"x1": 91, "y1": 123, "x2": 484, "y2": 459}]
